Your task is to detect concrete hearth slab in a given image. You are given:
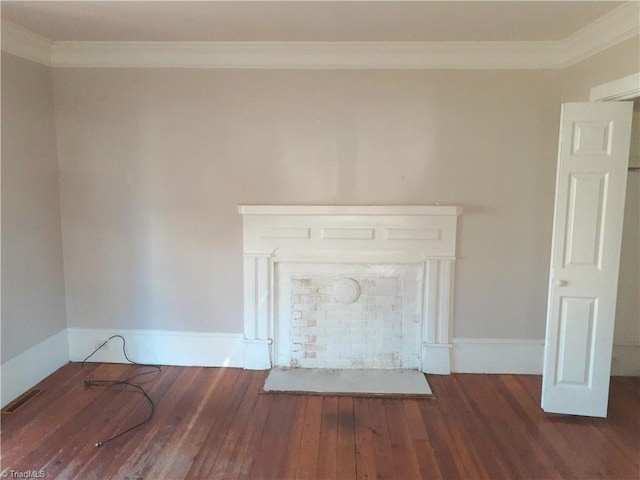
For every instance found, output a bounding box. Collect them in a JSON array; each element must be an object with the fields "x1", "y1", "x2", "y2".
[{"x1": 263, "y1": 368, "x2": 433, "y2": 397}]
